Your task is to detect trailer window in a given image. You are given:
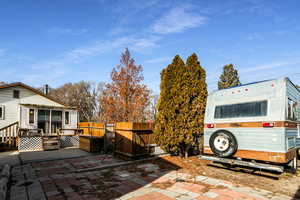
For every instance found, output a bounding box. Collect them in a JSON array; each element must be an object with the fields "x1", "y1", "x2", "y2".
[
  {"x1": 287, "y1": 98, "x2": 298, "y2": 121},
  {"x1": 214, "y1": 100, "x2": 267, "y2": 119}
]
